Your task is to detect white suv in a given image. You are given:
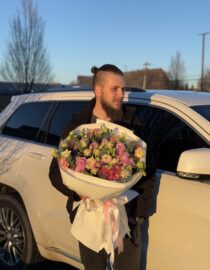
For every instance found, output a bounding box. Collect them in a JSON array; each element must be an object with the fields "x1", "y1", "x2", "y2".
[{"x1": 0, "y1": 89, "x2": 209, "y2": 270}]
